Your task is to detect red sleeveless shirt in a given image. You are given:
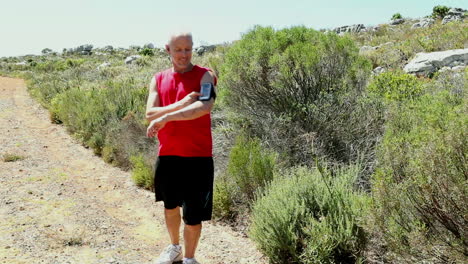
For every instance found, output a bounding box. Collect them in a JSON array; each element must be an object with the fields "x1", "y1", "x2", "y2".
[{"x1": 155, "y1": 65, "x2": 213, "y2": 157}]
